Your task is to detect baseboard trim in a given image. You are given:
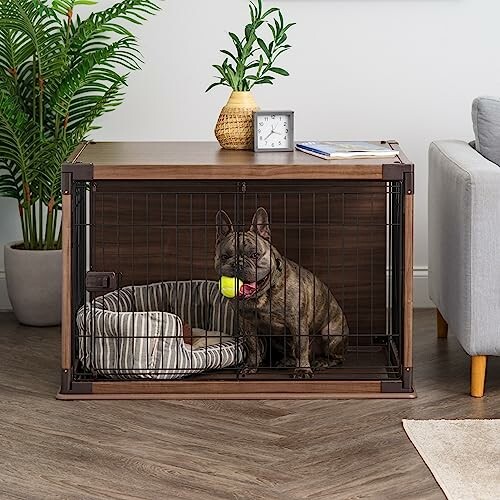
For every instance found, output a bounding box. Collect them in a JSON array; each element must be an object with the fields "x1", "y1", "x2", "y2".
[
  {"x1": 0, "y1": 268, "x2": 433, "y2": 311},
  {"x1": 413, "y1": 266, "x2": 433, "y2": 308}
]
